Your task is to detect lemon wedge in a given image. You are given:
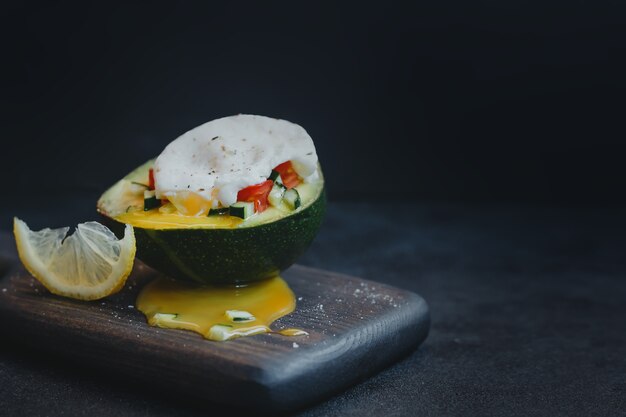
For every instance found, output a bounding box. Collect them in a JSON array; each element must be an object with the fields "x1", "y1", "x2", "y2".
[{"x1": 13, "y1": 218, "x2": 136, "y2": 301}]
